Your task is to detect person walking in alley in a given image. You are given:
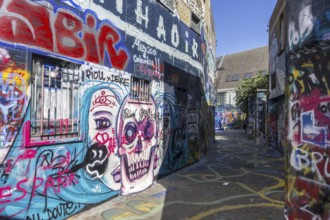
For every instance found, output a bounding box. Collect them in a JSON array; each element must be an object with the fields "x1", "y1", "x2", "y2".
[{"x1": 243, "y1": 118, "x2": 248, "y2": 132}]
